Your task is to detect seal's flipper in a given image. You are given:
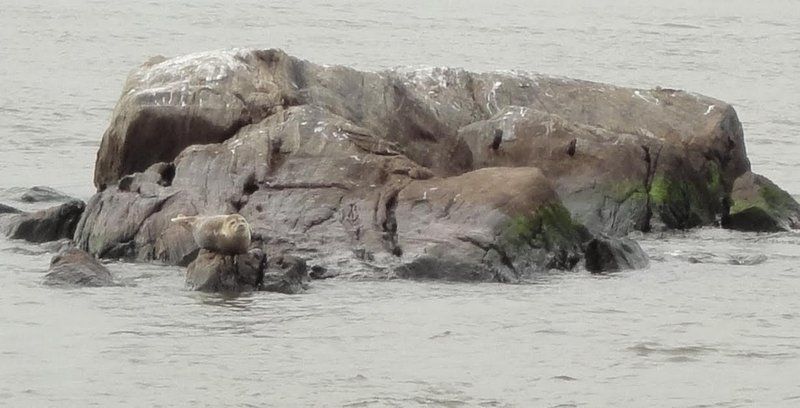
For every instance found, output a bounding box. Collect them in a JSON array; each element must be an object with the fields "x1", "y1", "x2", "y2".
[{"x1": 170, "y1": 214, "x2": 197, "y2": 225}]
